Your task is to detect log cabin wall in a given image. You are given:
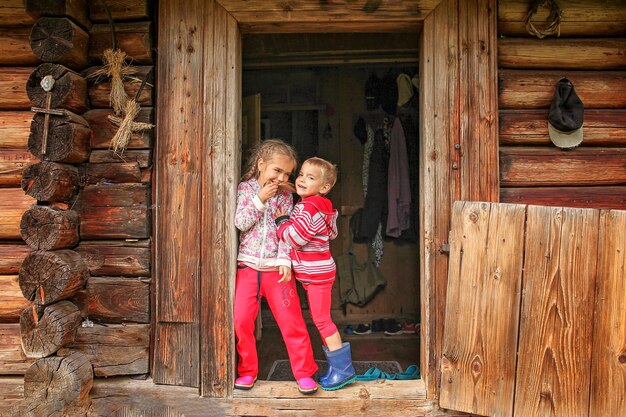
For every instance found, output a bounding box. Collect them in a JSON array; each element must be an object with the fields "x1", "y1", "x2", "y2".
[
  {"x1": 0, "y1": 0, "x2": 155, "y2": 385},
  {"x1": 497, "y1": 0, "x2": 626, "y2": 209}
]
